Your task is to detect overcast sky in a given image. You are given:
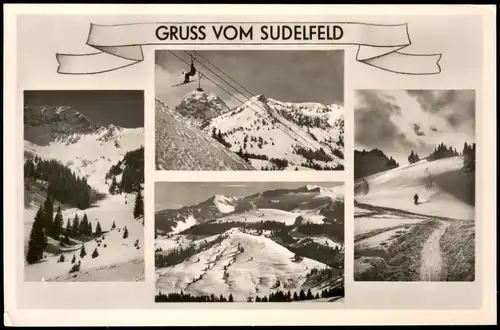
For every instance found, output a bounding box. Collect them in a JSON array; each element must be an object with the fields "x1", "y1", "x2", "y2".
[
  {"x1": 155, "y1": 50, "x2": 344, "y2": 109},
  {"x1": 355, "y1": 89, "x2": 475, "y2": 165},
  {"x1": 155, "y1": 181, "x2": 343, "y2": 211},
  {"x1": 24, "y1": 90, "x2": 144, "y2": 128}
]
